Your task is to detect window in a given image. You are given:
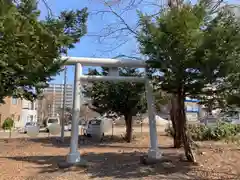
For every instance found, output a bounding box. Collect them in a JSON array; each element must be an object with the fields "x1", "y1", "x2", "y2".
[
  {"x1": 25, "y1": 122, "x2": 32, "y2": 126},
  {"x1": 89, "y1": 119, "x2": 101, "y2": 125},
  {"x1": 48, "y1": 118, "x2": 58, "y2": 123},
  {"x1": 12, "y1": 97, "x2": 17, "y2": 105}
]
